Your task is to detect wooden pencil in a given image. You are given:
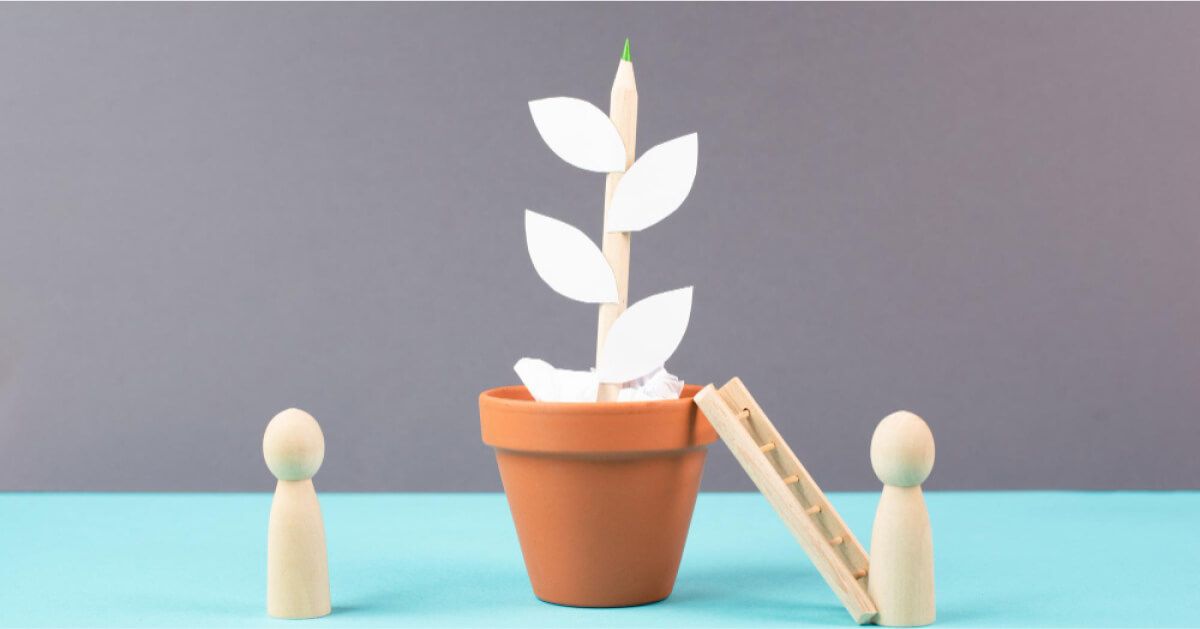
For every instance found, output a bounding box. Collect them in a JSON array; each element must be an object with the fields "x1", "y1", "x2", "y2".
[{"x1": 596, "y1": 38, "x2": 638, "y2": 401}]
